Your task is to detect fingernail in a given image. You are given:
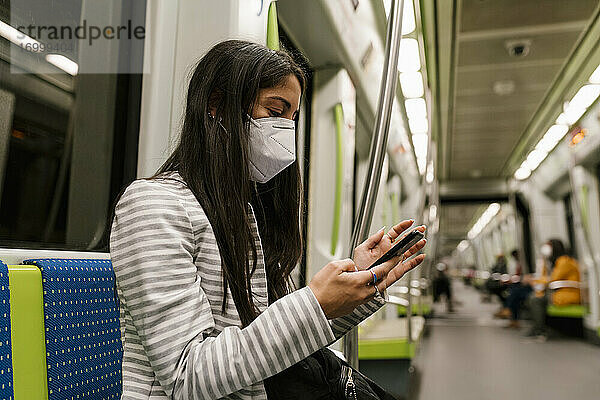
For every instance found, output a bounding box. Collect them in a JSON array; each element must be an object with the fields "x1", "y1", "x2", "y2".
[{"x1": 380, "y1": 226, "x2": 386, "y2": 232}]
